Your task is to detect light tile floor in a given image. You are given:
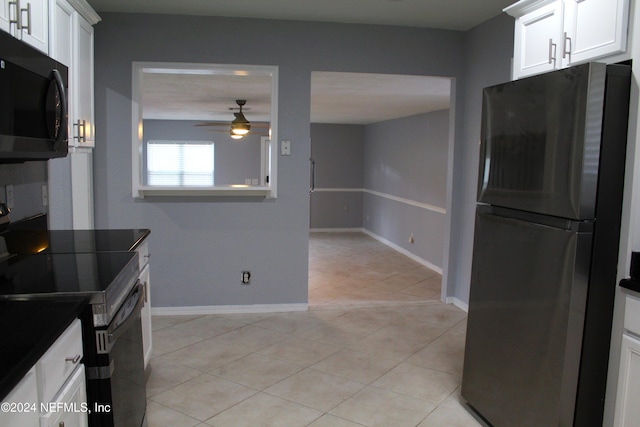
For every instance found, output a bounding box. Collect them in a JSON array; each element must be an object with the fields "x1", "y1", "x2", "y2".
[{"x1": 146, "y1": 232, "x2": 483, "y2": 426}]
